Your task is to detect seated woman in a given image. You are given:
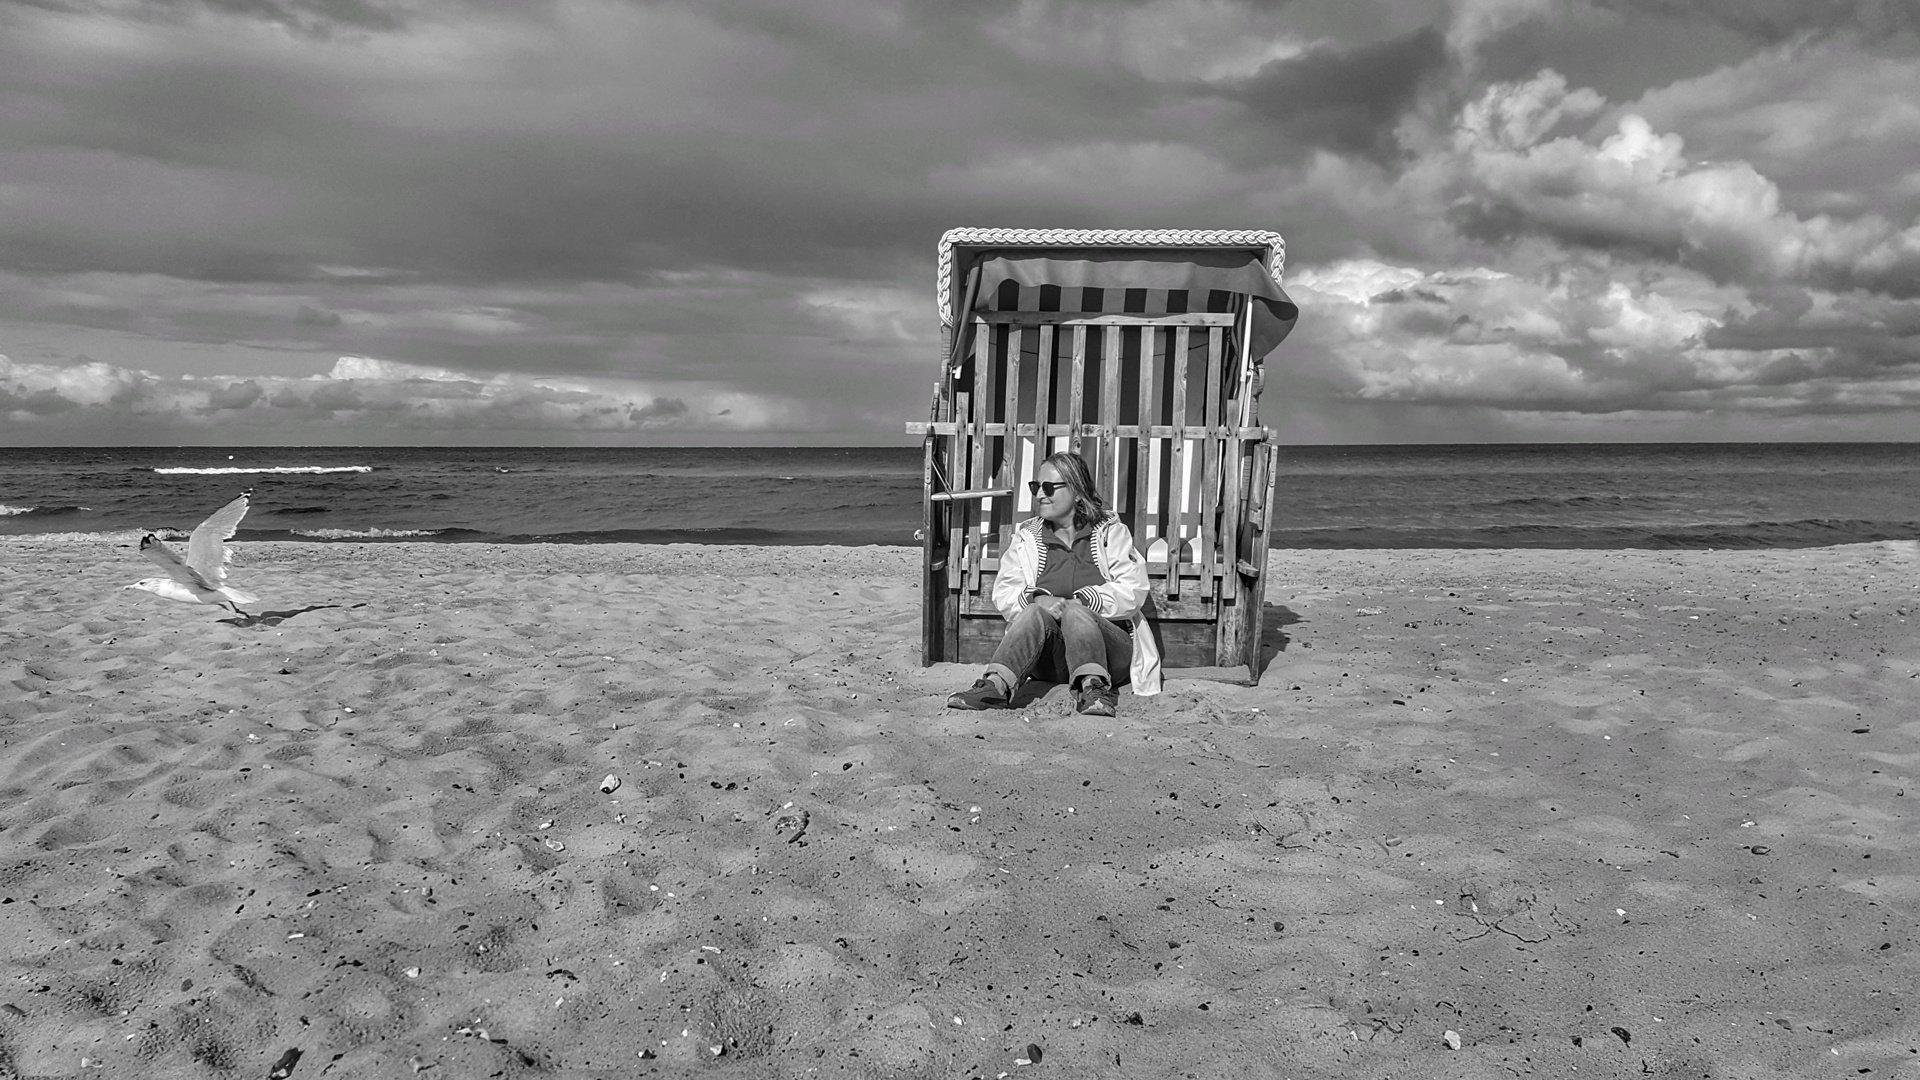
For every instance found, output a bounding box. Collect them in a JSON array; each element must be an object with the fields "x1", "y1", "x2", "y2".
[{"x1": 946, "y1": 451, "x2": 1163, "y2": 715}]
